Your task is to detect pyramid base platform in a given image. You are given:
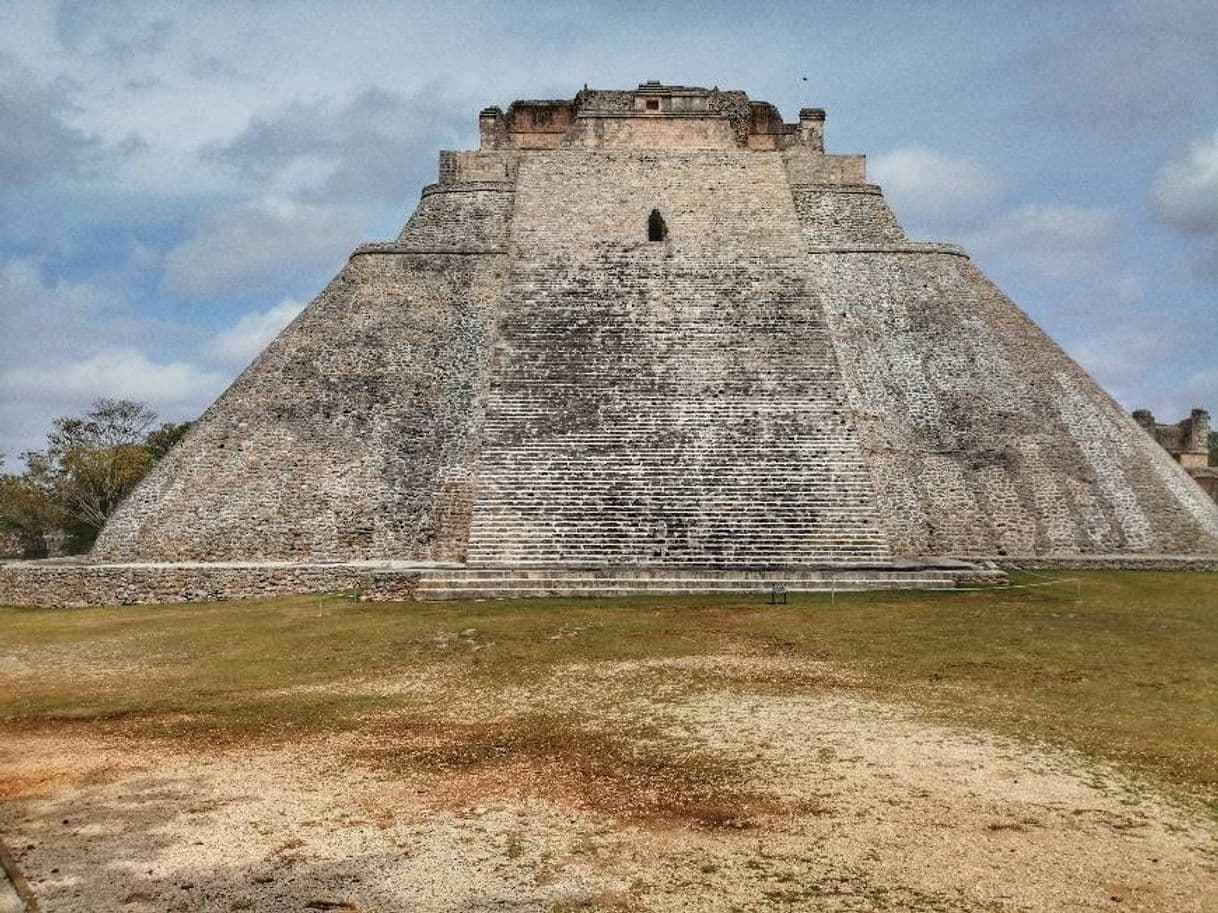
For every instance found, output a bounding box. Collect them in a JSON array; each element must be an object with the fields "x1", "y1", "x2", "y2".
[
  {"x1": 0, "y1": 558, "x2": 1018, "y2": 608},
  {"x1": 4, "y1": 556, "x2": 1215, "y2": 608}
]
